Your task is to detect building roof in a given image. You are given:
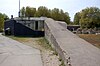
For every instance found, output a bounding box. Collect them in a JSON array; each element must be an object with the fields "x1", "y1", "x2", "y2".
[{"x1": 14, "y1": 17, "x2": 45, "y2": 21}]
